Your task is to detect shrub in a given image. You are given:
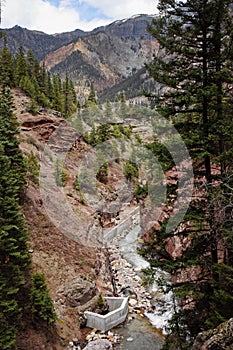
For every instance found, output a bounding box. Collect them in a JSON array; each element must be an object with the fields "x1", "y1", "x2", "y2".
[{"x1": 123, "y1": 160, "x2": 139, "y2": 181}]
